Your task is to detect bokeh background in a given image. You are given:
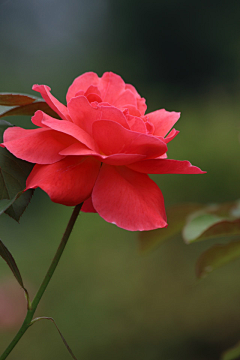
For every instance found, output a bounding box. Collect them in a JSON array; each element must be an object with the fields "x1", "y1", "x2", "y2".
[{"x1": 1, "y1": 1, "x2": 240, "y2": 359}]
